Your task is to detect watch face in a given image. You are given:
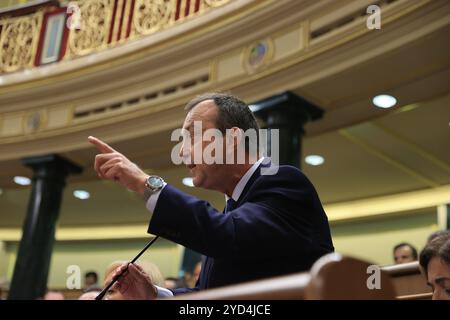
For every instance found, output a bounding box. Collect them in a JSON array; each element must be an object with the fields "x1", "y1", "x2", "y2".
[{"x1": 148, "y1": 176, "x2": 163, "y2": 189}]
